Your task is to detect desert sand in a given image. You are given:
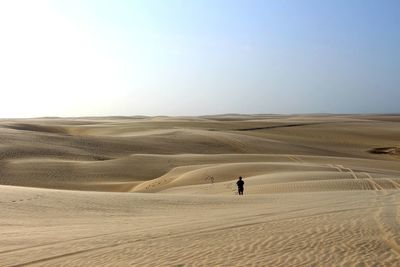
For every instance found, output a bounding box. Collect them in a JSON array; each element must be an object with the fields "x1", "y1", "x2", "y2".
[{"x1": 1, "y1": 114, "x2": 400, "y2": 266}]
